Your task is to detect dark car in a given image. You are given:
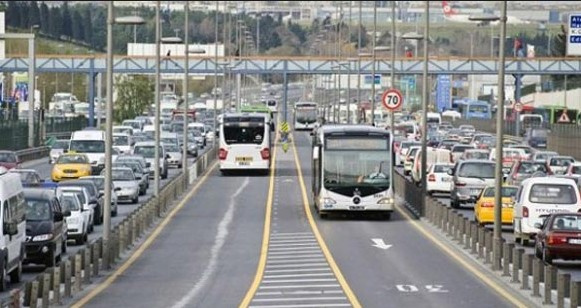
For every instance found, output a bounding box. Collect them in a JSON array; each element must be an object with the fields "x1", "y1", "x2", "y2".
[
  {"x1": 58, "y1": 180, "x2": 103, "y2": 225},
  {"x1": 8, "y1": 169, "x2": 44, "y2": 187},
  {"x1": 505, "y1": 160, "x2": 552, "y2": 186},
  {"x1": 524, "y1": 128, "x2": 548, "y2": 149},
  {"x1": 22, "y1": 188, "x2": 70, "y2": 267},
  {"x1": 0, "y1": 151, "x2": 20, "y2": 170},
  {"x1": 535, "y1": 213, "x2": 581, "y2": 264}
]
